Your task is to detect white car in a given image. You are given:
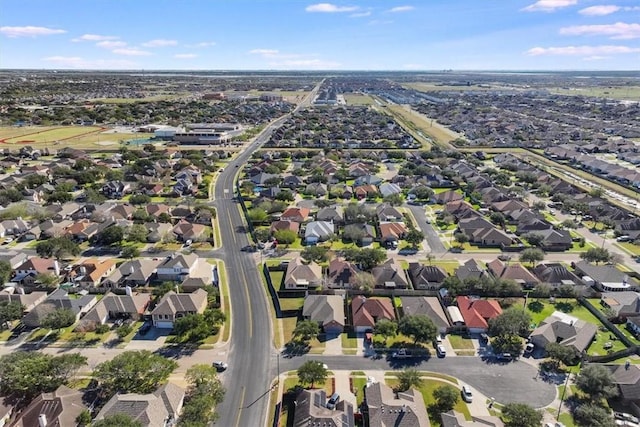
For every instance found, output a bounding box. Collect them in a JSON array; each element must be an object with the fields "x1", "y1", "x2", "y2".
[
  {"x1": 436, "y1": 345, "x2": 446, "y2": 358},
  {"x1": 213, "y1": 361, "x2": 228, "y2": 371}
]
